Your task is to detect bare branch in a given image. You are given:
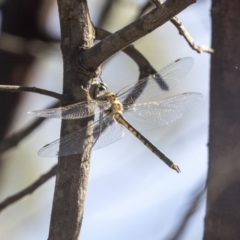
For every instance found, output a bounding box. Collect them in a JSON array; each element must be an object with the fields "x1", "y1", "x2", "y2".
[
  {"x1": 95, "y1": 28, "x2": 158, "y2": 79},
  {"x1": 170, "y1": 16, "x2": 214, "y2": 53},
  {"x1": 0, "y1": 165, "x2": 57, "y2": 213},
  {"x1": 157, "y1": 0, "x2": 214, "y2": 53},
  {"x1": 0, "y1": 102, "x2": 60, "y2": 154},
  {"x1": 48, "y1": 0, "x2": 97, "y2": 239},
  {"x1": 78, "y1": 0, "x2": 196, "y2": 71},
  {"x1": 168, "y1": 185, "x2": 206, "y2": 240},
  {"x1": 0, "y1": 85, "x2": 63, "y2": 101}
]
